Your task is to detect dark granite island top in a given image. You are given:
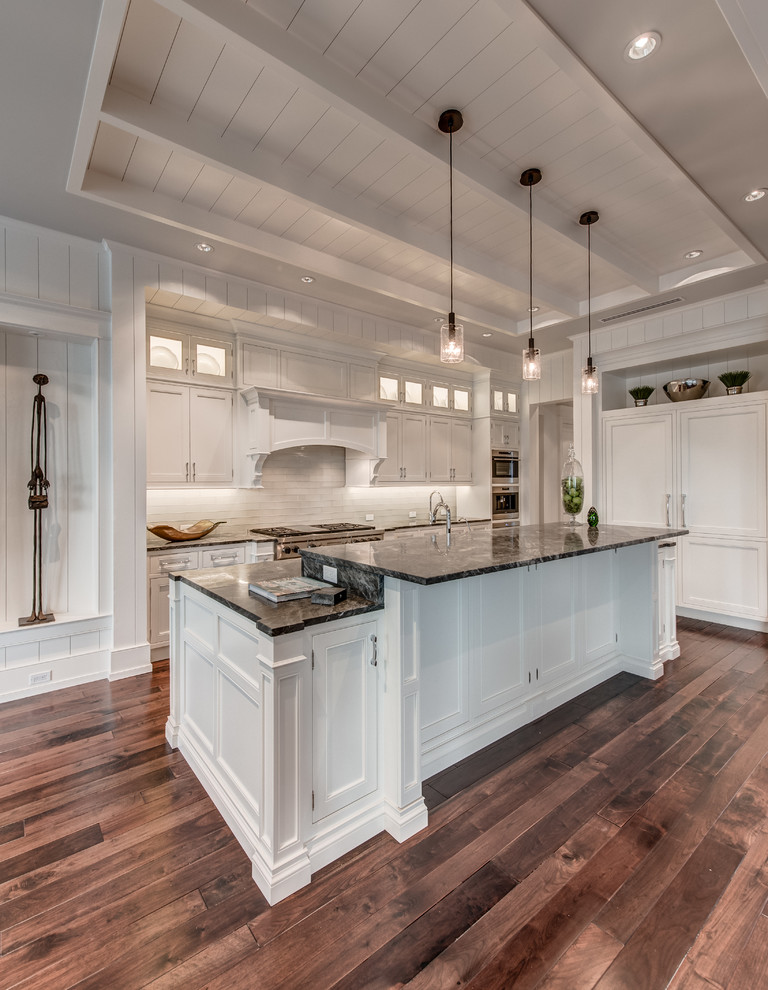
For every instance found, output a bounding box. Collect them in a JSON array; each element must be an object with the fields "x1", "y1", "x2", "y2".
[
  {"x1": 169, "y1": 558, "x2": 382, "y2": 636},
  {"x1": 300, "y1": 522, "x2": 688, "y2": 586}
]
